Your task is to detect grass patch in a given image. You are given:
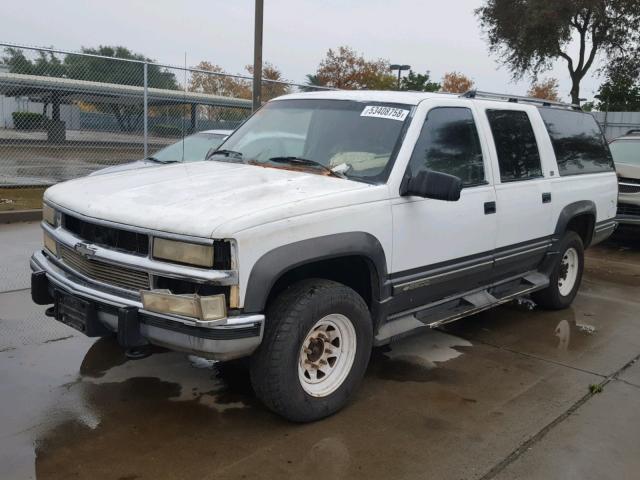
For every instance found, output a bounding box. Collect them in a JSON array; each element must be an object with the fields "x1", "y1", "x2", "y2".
[
  {"x1": 589, "y1": 383, "x2": 603, "y2": 394},
  {"x1": 0, "y1": 187, "x2": 46, "y2": 211}
]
